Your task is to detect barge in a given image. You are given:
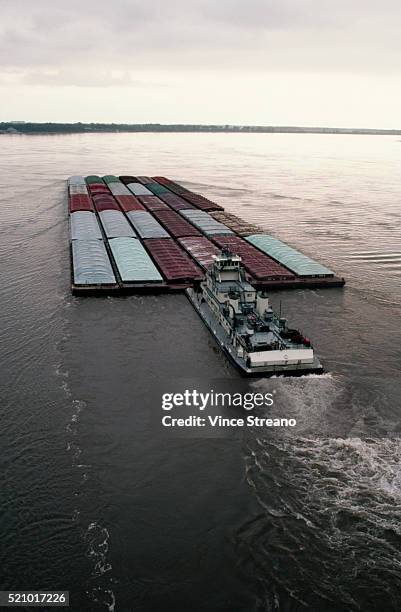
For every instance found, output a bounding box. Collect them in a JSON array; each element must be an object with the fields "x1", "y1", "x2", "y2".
[
  {"x1": 67, "y1": 174, "x2": 345, "y2": 294},
  {"x1": 187, "y1": 248, "x2": 323, "y2": 376}
]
